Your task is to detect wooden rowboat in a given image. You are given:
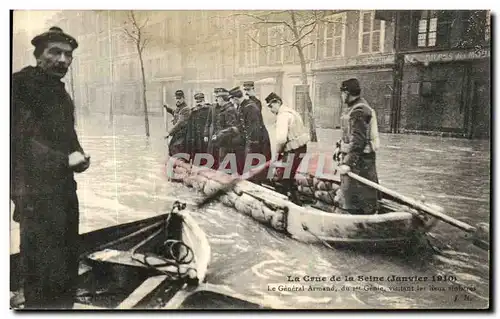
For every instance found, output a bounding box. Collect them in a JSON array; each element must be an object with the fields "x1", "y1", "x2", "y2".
[
  {"x1": 169, "y1": 160, "x2": 439, "y2": 249},
  {"x1": 10, "y1": 201, "x2": 211, "y2": 310}
]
